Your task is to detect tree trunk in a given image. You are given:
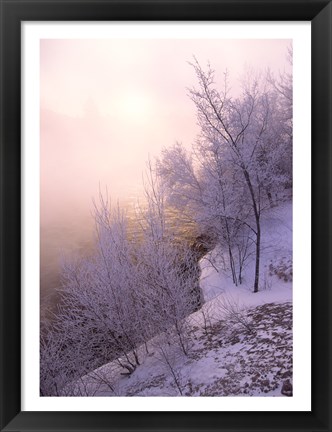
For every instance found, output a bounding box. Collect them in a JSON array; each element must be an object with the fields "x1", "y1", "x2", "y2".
[
  {"x1": 253, "y1": 225, "x2": 260, "y2": 293},
  {"x1": 243, "y1": 169, "x2": 261, "y2": 293}
]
